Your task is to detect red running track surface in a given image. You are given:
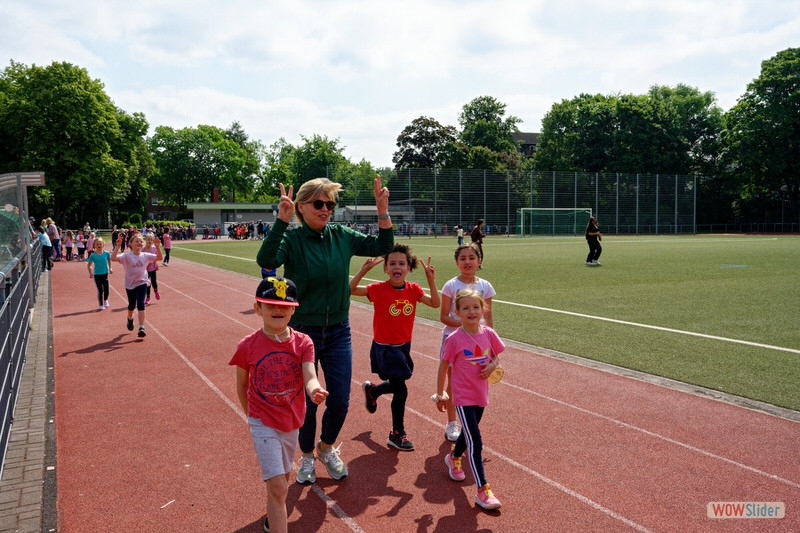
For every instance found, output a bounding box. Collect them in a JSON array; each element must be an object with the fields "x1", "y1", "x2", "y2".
[{"x1": 51, "y1": 251, "x2": 800, "y2": 532}]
